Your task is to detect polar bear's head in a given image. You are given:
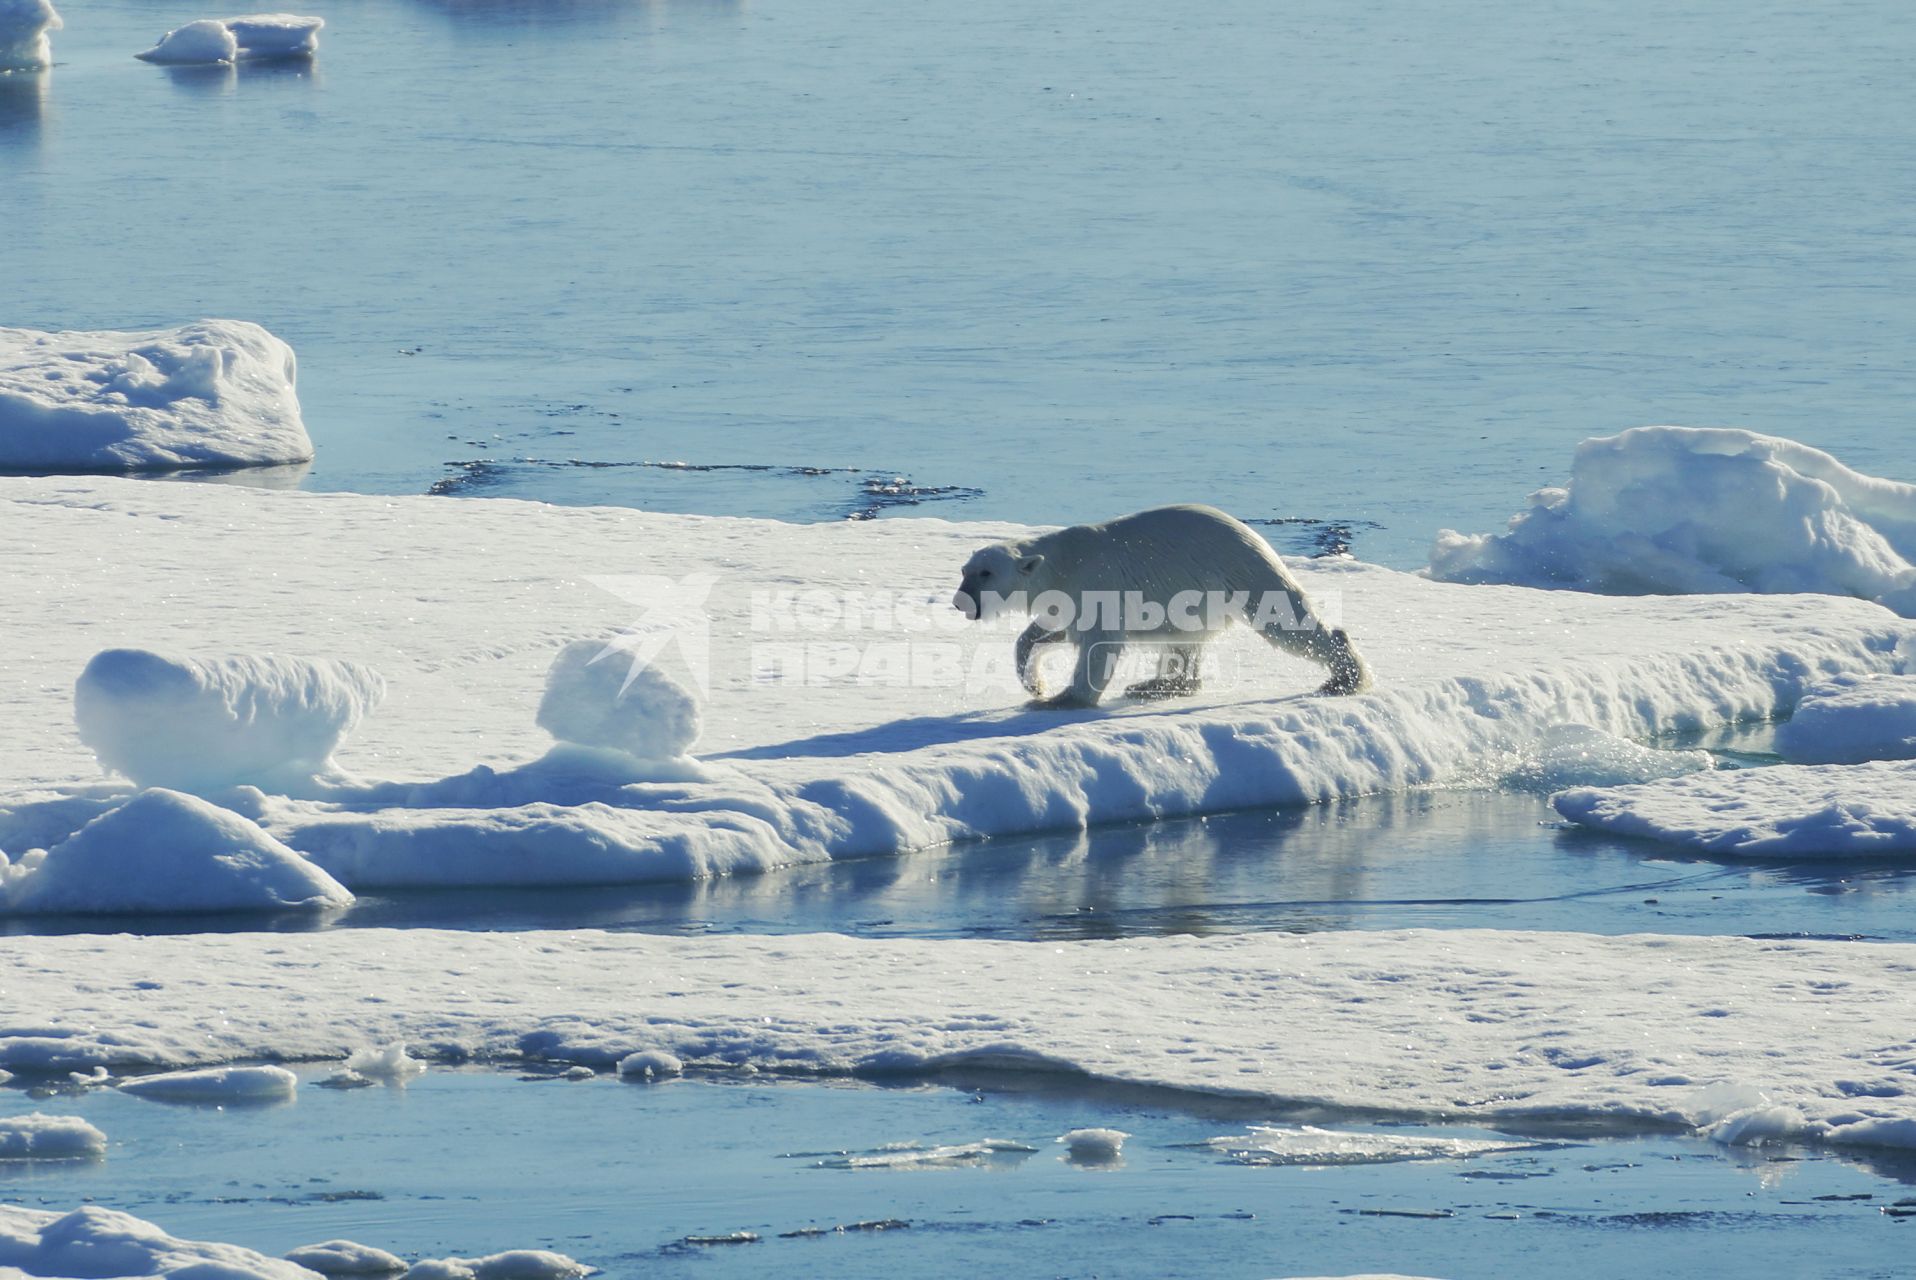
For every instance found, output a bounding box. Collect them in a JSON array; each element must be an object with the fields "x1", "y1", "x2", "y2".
[{"x1": 953, "y1": 542, "x2": 1045, "y2": 621}]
